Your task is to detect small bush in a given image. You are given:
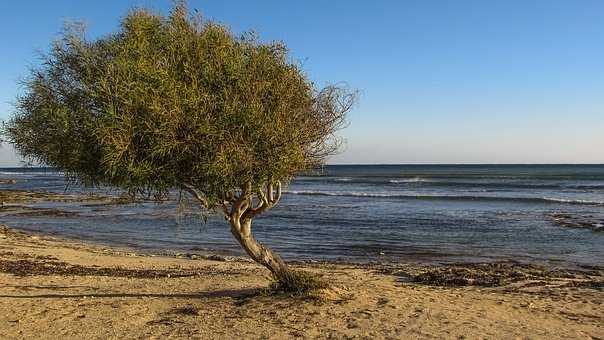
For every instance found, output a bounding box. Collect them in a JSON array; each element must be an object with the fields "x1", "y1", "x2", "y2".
[{"x1": 268, "y1": 270, "x2": 329, "y2": 295}]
